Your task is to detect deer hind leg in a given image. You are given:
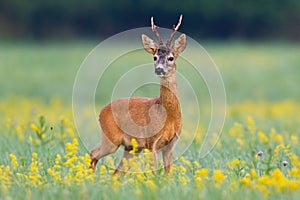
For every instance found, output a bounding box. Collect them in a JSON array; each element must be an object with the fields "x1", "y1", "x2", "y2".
[{"x1": 90, "y1": 134, "x2": 118, "y2": 171}]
